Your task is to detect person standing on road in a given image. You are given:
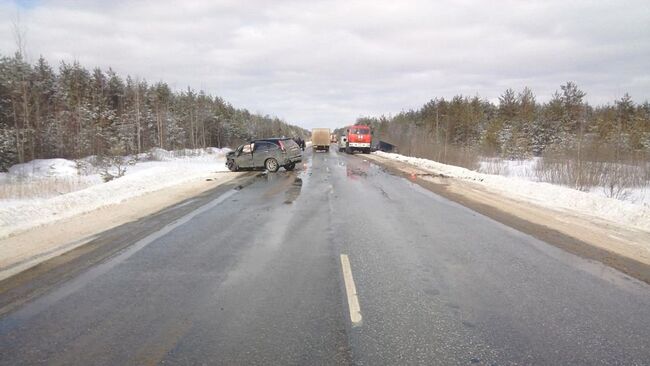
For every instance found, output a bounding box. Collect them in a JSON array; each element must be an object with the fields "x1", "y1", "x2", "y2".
[{"x1": 295, "y1": 137, "x2": 305, "y2": 151}]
